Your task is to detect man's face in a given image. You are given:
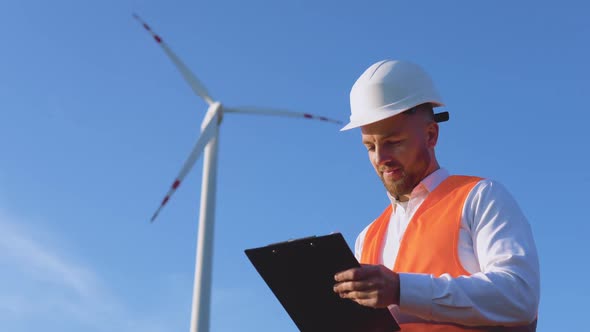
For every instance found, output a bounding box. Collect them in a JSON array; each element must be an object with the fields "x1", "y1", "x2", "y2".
[{"x1": 361, "y1": 110, "x2": 438, "y2": 200}]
